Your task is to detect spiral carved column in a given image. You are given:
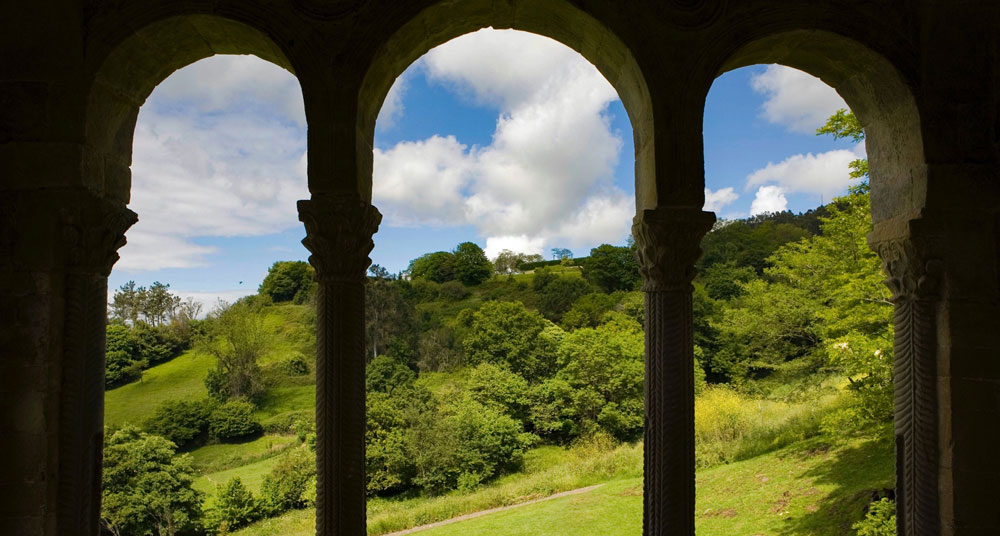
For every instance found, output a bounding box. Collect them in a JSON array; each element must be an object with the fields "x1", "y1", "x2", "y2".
[
  {"x1": 632, "y1": 207, "x2": 714, "y2": 536},
  {"x1": 871, "y1": 230, "x2": 944, "y2": 536},
  {"x1": 298, "y1": 195, "x2": 381, "y2": 536},
  {"x1": 47, "y1": 193, "x2": 136, "y2": 535}
]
